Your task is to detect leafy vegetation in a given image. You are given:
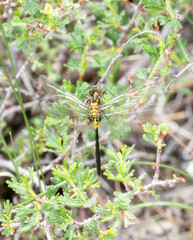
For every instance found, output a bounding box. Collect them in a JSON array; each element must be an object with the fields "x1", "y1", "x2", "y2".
[{"x1": 0, "y1": 0, "x2": 193, "y2": 239}]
